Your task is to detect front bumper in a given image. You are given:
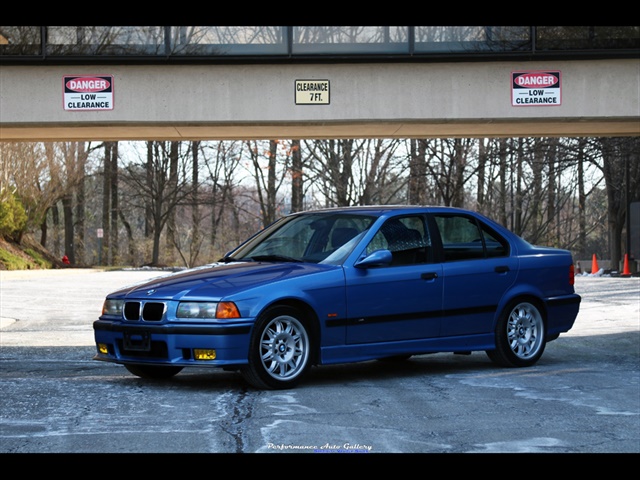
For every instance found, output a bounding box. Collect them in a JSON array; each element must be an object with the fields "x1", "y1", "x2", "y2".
[{"x1": 93, "y1": 319, "x2": 253, "y2": 368}]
